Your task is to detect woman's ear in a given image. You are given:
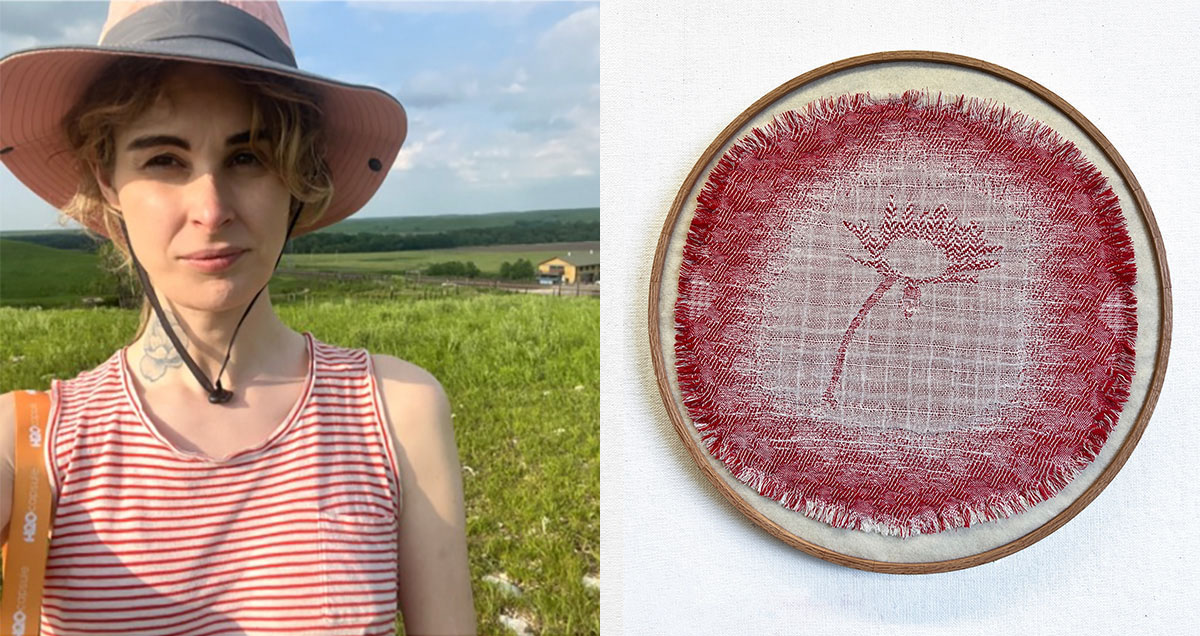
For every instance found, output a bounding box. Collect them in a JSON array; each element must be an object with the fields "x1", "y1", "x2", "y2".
[{"x1": 90, "y1": 163, "x2": 120, "y2": 210}]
